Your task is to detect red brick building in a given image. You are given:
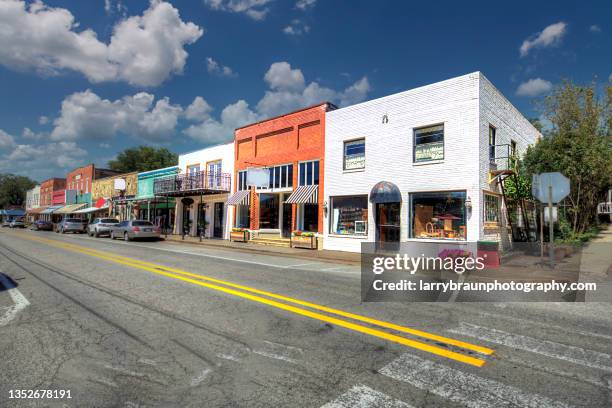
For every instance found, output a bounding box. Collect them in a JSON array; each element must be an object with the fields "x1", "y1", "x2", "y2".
[
  {"x1": 66, "y1": 164, "x2": 120, "y2": 204},
  {"x1": 231, "y1": 103, "x2": 335, "y2": 242},
  {"x1": 39, "y1": 178, "x2": 66, "y2": 207}
]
